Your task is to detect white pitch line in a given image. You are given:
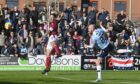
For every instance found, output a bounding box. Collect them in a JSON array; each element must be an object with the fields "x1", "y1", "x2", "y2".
[
  {"x1": 48, "y1": 76, "x2": 93, "y2": 82},
  {"x1": 47, "y1": 77, "x2": 140, "y2": 84},
  {"x1": 49, "y1": 76, "x2": 73, "y2": 80},
  {"x1": 120, "y1": 82, "x2": 140, "y2": 84}
]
